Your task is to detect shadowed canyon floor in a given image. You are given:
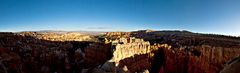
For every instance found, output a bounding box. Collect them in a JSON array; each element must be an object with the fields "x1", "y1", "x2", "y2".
[{"x1": 0, "y1": 30, "x2": 240, "y2": 73}]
